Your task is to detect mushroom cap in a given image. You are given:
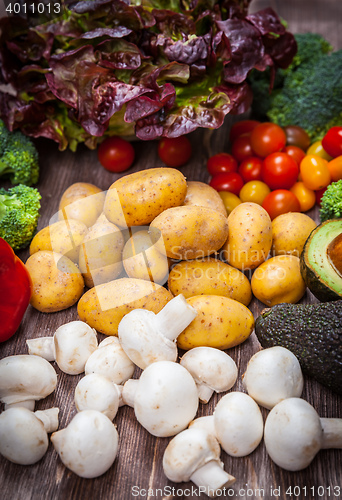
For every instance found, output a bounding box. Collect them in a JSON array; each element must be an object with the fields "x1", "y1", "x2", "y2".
[
  {"x1": 214, "y1": 392, "x2": 264, "y2": 457},
  {"x1": 134, "y1": 361, "x2": 199, "y2": 437},
  {"x1": 180, "y1": 347, "x2": 237, "y2": 392},
  {"x1": 264, "y1": 398, "x2": 322, "y2": 471},
  {"x1": 0, "y1": 407, "x2": 48, "y2": 465},
  {"x1": 0, "y1": 355, "x2": 57, "y2": 406},
  {"x1": 51, "y1": 410, "x2": 119, "y2": 478},
  {"x1": 75, "y1": 373, "x2": 120, "y2": 420},
  {"x1": 189, "y1": 416, "x2": 216, "y2": 436},
  {"x1": 85, "y1": 336, "x2": 134, "y2": 384},
  {"x1": 163, "y1": 428, "x2": 221, "y2": 483},
  {"x1": 242, "y1": 346, "x2": 304, "y2": 409}
]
